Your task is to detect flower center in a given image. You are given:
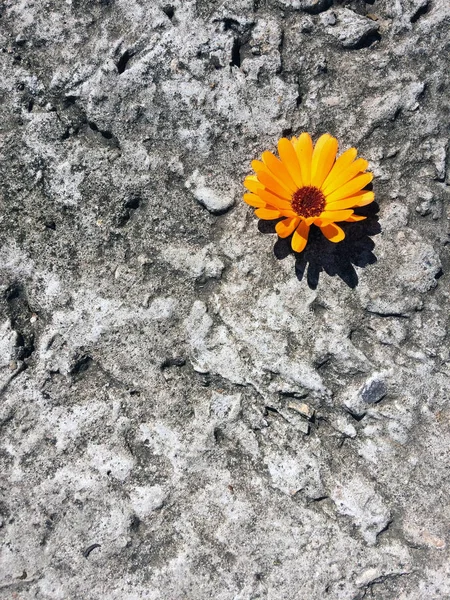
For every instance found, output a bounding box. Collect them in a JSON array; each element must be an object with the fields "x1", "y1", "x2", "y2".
[{"x1": 291, "y1": 186, "x2": 325, "y2": 218}]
